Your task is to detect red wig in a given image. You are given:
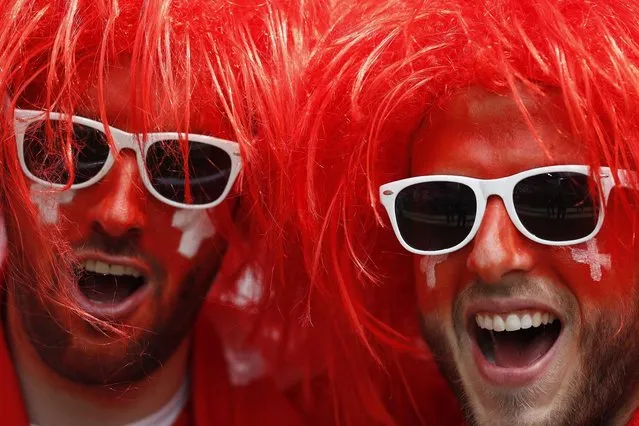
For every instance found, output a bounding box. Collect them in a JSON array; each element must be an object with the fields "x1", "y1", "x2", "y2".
[
  {"x1": 267, "y1": 0, "x2": 639, "y2": 423},
  {"x1": 0, "y1": 0, "x2": 328, "y2": 380}
]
